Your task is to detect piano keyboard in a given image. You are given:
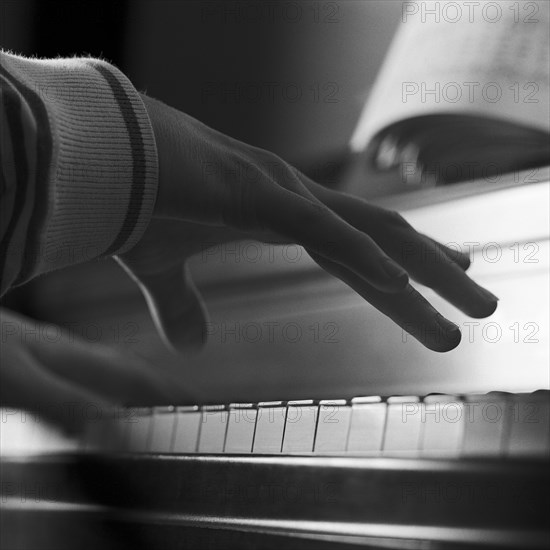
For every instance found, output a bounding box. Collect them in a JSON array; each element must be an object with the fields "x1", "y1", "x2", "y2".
[
  {"x1": 2, "y1": 391, "x2": 550, "y2": 550},
  {"x1": 3, "y1": 391, "x2": 548, "y2": 459}
]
